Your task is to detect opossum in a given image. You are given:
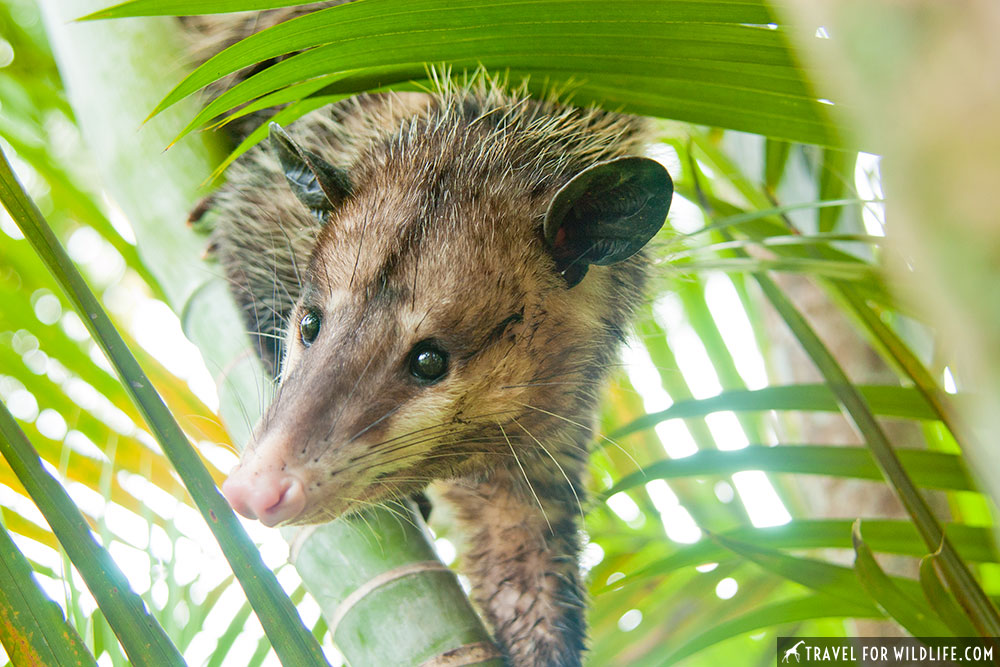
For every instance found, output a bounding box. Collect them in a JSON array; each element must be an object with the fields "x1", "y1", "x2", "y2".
[{"x1": 191, "y1": 10, "x2": 673, "y2": 666}]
